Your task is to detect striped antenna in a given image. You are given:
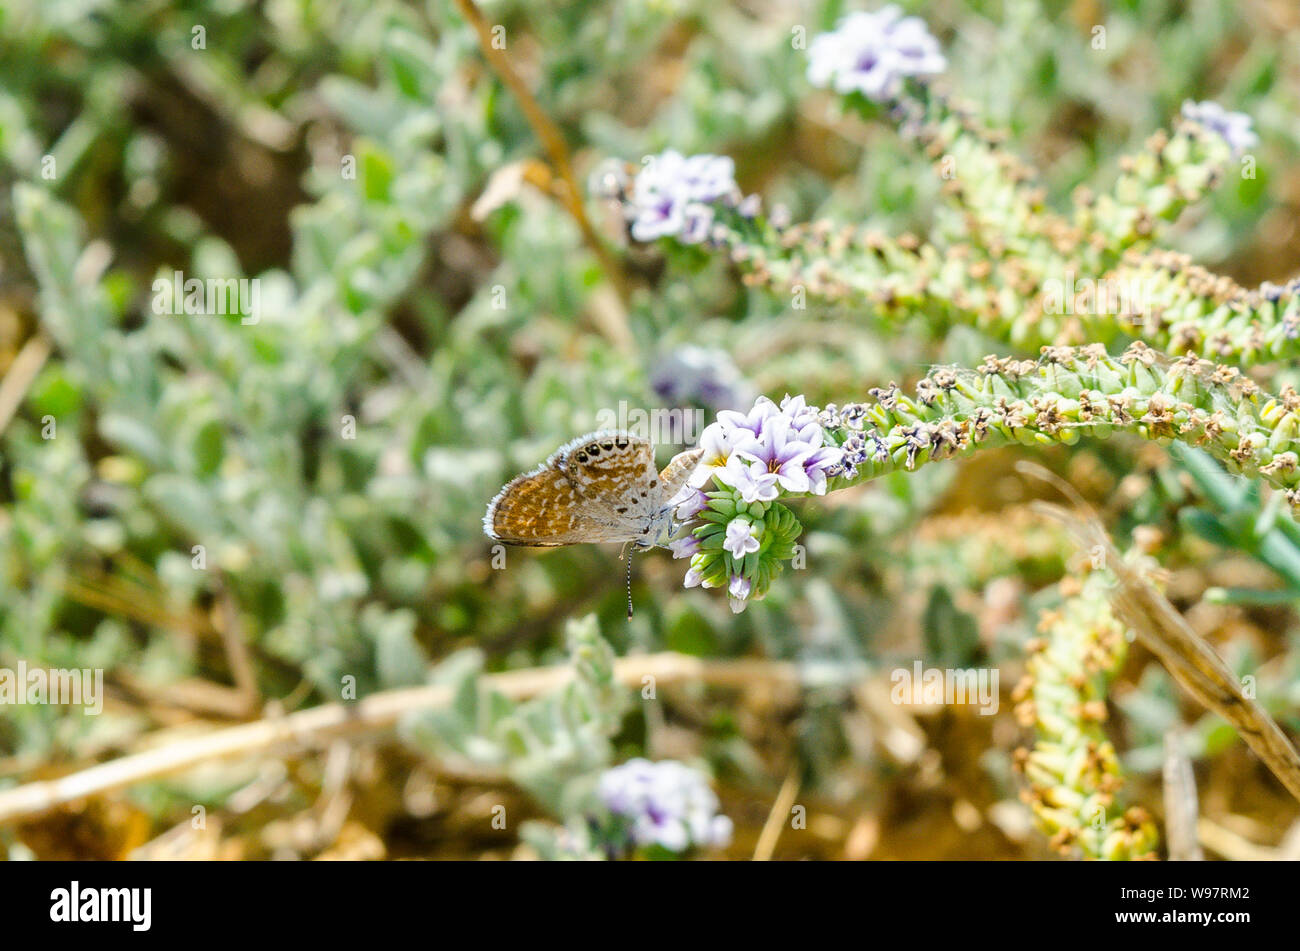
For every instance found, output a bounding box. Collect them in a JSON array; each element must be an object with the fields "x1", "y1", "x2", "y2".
[{"x1": 626, "y1": 553, "x2": 634, "y2": 620}]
